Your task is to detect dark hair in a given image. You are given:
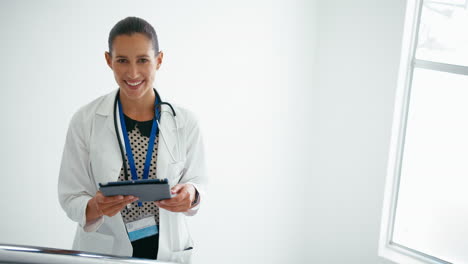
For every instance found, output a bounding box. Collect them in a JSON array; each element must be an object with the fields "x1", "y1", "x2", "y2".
[{"x1": 108, "y1": 16, "x2": 159, "y2": 55}]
